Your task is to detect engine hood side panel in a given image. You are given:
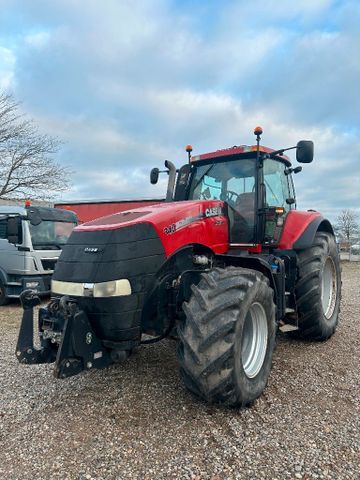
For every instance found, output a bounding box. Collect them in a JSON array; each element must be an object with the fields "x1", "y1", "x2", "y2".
[{"x1": 51, "y1": 201, "x2": 228, "y2": 343}]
